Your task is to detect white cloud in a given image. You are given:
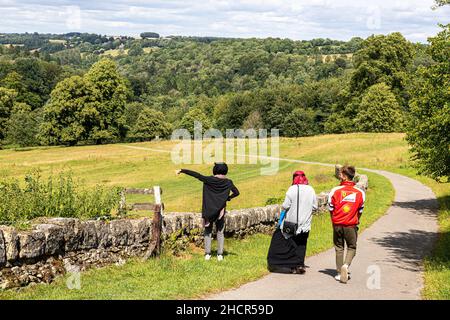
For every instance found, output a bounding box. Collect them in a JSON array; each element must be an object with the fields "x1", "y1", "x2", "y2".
[{"x1": 0, "y1": 0, "x2": 448, "y2": 42}]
